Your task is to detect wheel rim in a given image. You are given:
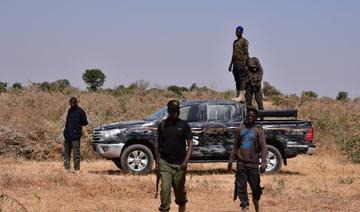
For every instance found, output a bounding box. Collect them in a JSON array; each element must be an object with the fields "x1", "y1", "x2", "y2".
[
  {"x1": 127, "y1": 150, "x2": 148, "y2": 172},
  {"x1": 266, "y1": 151, "x2": 277, "y2": 172}
]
